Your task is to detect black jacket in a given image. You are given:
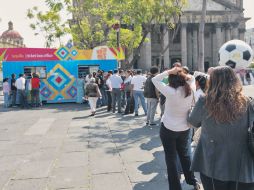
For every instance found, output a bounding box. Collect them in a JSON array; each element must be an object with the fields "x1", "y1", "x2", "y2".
[{"x1": 144, "y1": 76, "x2": 157, "y2": 99}]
